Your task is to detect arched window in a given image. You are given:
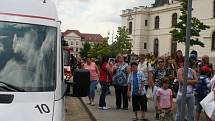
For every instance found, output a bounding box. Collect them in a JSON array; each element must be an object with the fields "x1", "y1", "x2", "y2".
[
  {"x1": 128, "y1": 22, "x2": 132, "y2": 34},
  {"x1": 212, "y1": 31, "x2": 215, "y2": 50},
  {"x1": 171, "y1": 39, "x2": 177, "y2": 57},
  {"x1": 213, "y1": 0, "x2": 215, "y2": 17},
  {"x1": 154, "y1": 16, "x2": 160, "y2": 29},
  {"x1": 172, "y1": 13, "x2": 177, "y2": 27},
  {"x1": 154, "y1": 38, "x2": 159, "y2": 57}
]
